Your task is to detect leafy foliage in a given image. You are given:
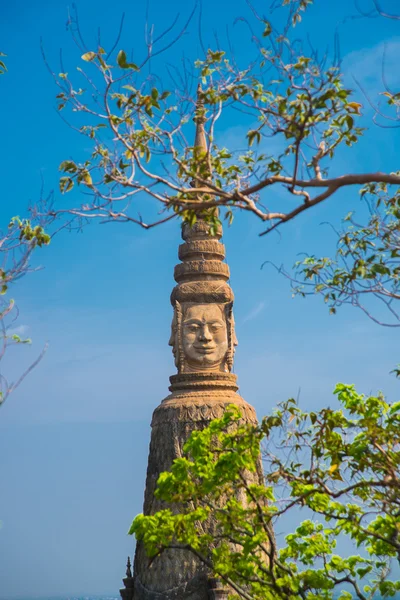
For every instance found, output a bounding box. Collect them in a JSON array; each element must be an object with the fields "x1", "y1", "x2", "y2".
[
  {"x1": 45, "y1": 0, "x2": 400, "y2": 238},
  {"x1": 285, "y1": 182, "x2": 400, "y2": 327},
  {"x1": 0, "y1": 214, "x2": 51, "y2": 407},
  {"x1": 131, "y1": 386, "x2": 400, "y2": 600},
  {"x1": 42, "y1": 1, "x2": 400, "y2": 330}
]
